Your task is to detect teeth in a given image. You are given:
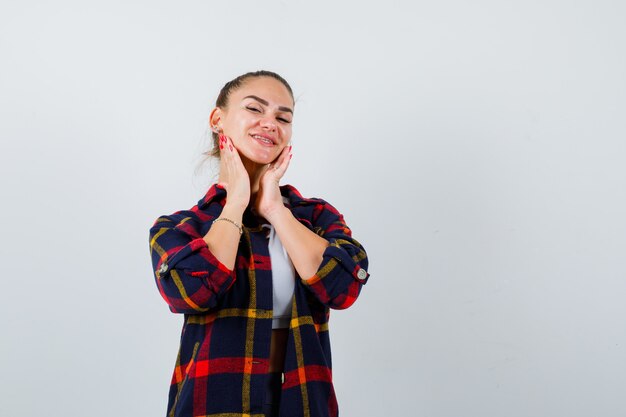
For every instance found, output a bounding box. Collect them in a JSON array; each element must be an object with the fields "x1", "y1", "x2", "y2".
[{"x1": 253, "y1": 135, "x2": 273, "y2": 144}]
